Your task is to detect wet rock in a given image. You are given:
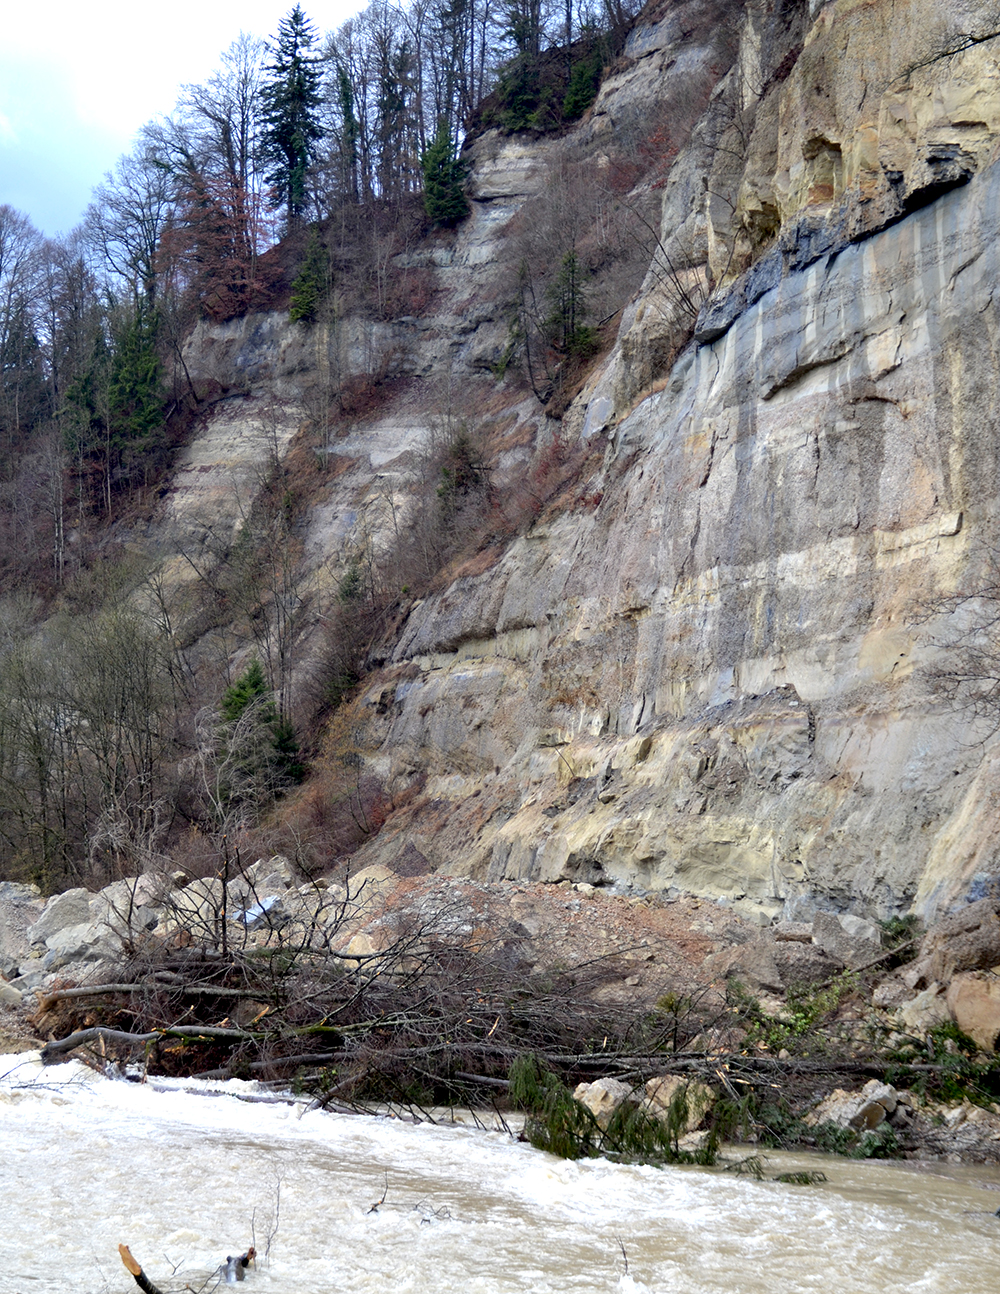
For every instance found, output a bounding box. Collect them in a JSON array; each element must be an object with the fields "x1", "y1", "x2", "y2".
[
  {"x1": 643, "y1": 1075, "x2": 716, "y2": 1131},
  {"x1": 27, "y1": 889, "x2": 92, "y2": 947},
  {"x1": 573, "y1": 1077, "x2": 634, "y2": 1129},
  {"x1": 945, "y1": 972, "x2": 1000, "y2": 1052},
  {"x1": 805, "y1": 1079, "x2": 899, "y2": 1131}
]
